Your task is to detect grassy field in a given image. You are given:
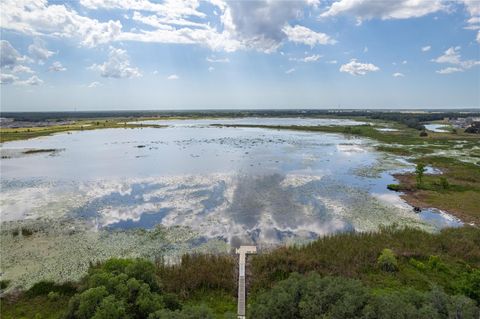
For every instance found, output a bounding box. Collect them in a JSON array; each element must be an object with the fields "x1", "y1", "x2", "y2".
[
  {"x1": 0, "y1": 118, "x2": 166, "y2": 143},
  {"x1": 393, "y1": 156, "x2": 480, "y2": 224}
]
